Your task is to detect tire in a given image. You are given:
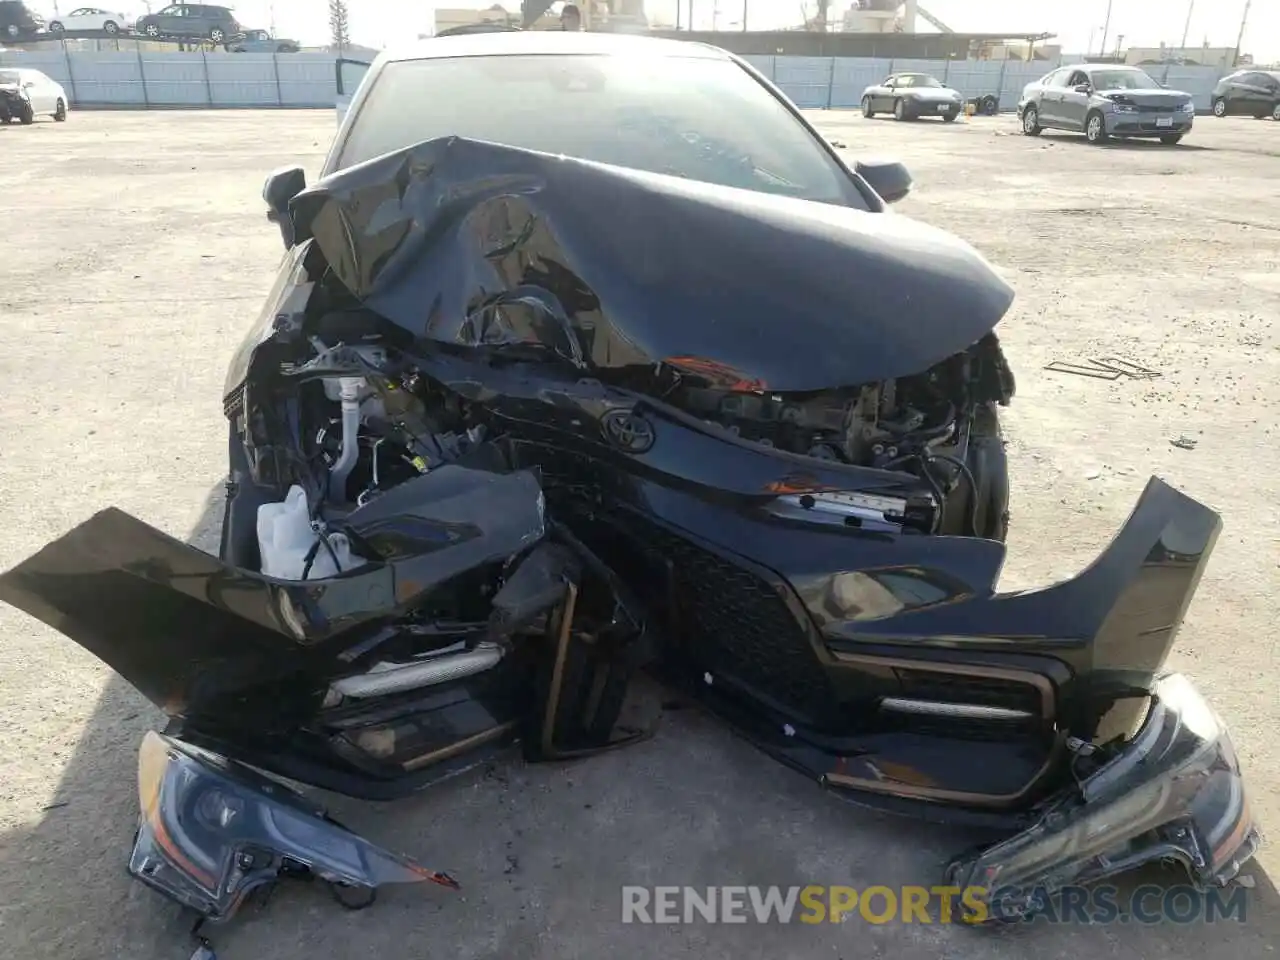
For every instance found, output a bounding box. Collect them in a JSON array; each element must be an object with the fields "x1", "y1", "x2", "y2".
[
  {"x1": 18, "y1": 103, "x2": 34, "y2": 125},
  {"x1": 1159, "y1": 133, "x2": 1181, "y2": 145},
  {"x1": 1212, "y1": 97, "x2": 1227, "y2": 117},
  {"x1": 145, "y1": 23, "x2": 159, "y2": 36},
  {"x1": 1085, "y1": 110, "x2": 1108, "y2": 144},
  {"x1": 104, "y1": 20, "x2": 118, "y2": 34},
  {"x1": 1021, "y1": 104, "x2": 1041, "y2": 136},
  {"x1": 1272, "y1": 103, "x2": 1280, "y2": 121},
  {"x1": 210, "y1": 27, "x2": 225, "y2": 43},
  {"x1": 49, "y1": 20, "x2": 64, "y2": 34},
  {"x1": 893, "y1": 98, "x2": 908, "y2": 121},
  {"x1": 943, "y1": 111, "x2": 958, "y2": 123},
  {"x1": 861, "y1": 95, "x2": 874, "y2": 118},
  {"x1": 54, "y1": 99, "x2": 67, "y2": 122}
]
